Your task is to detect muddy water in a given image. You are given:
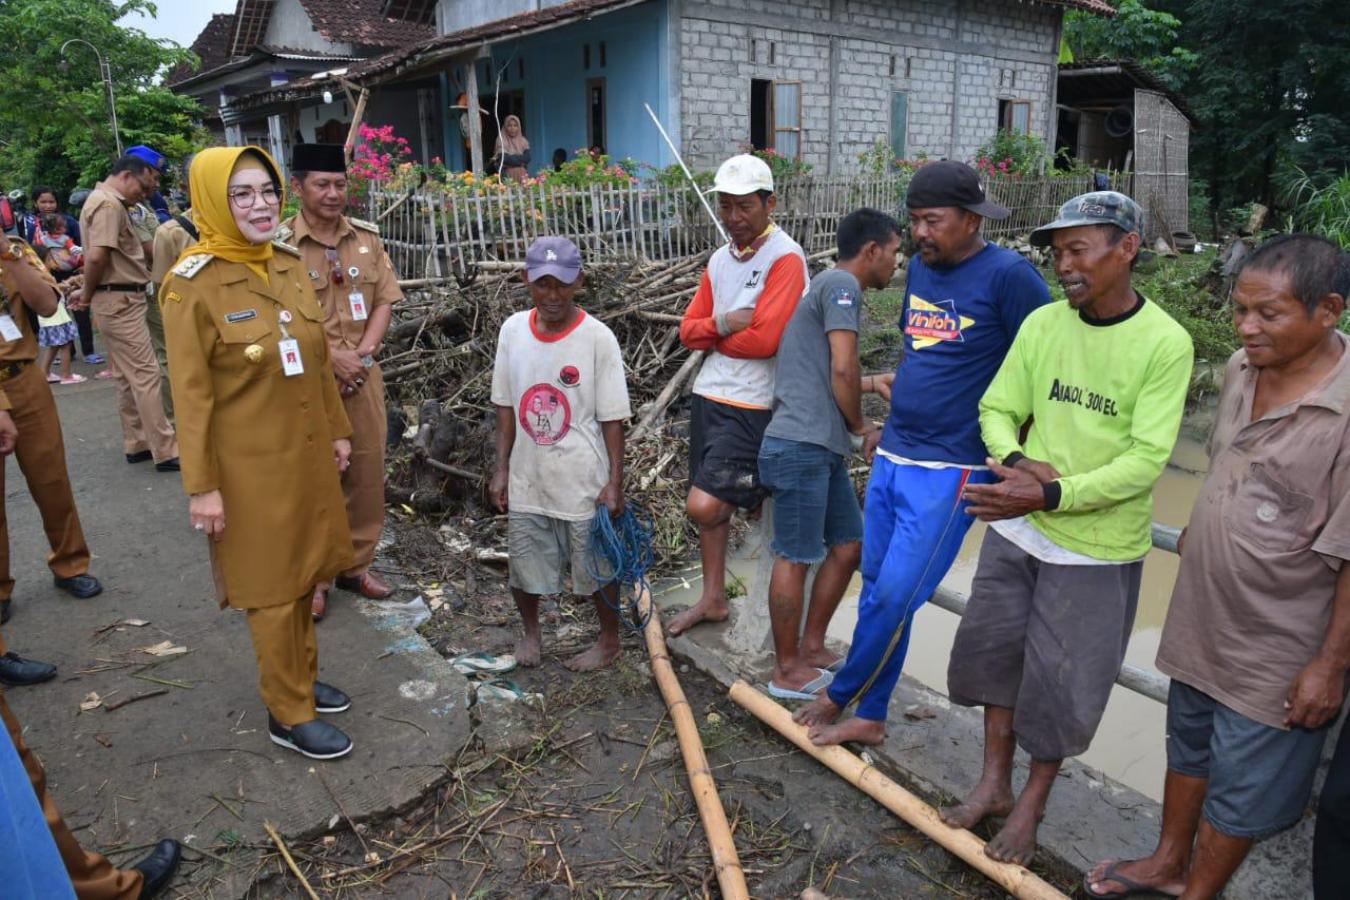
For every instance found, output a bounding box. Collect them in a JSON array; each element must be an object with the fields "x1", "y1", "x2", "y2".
[{"x1": 661, "y1": 434, "x2": 1209, "y2": 802}]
